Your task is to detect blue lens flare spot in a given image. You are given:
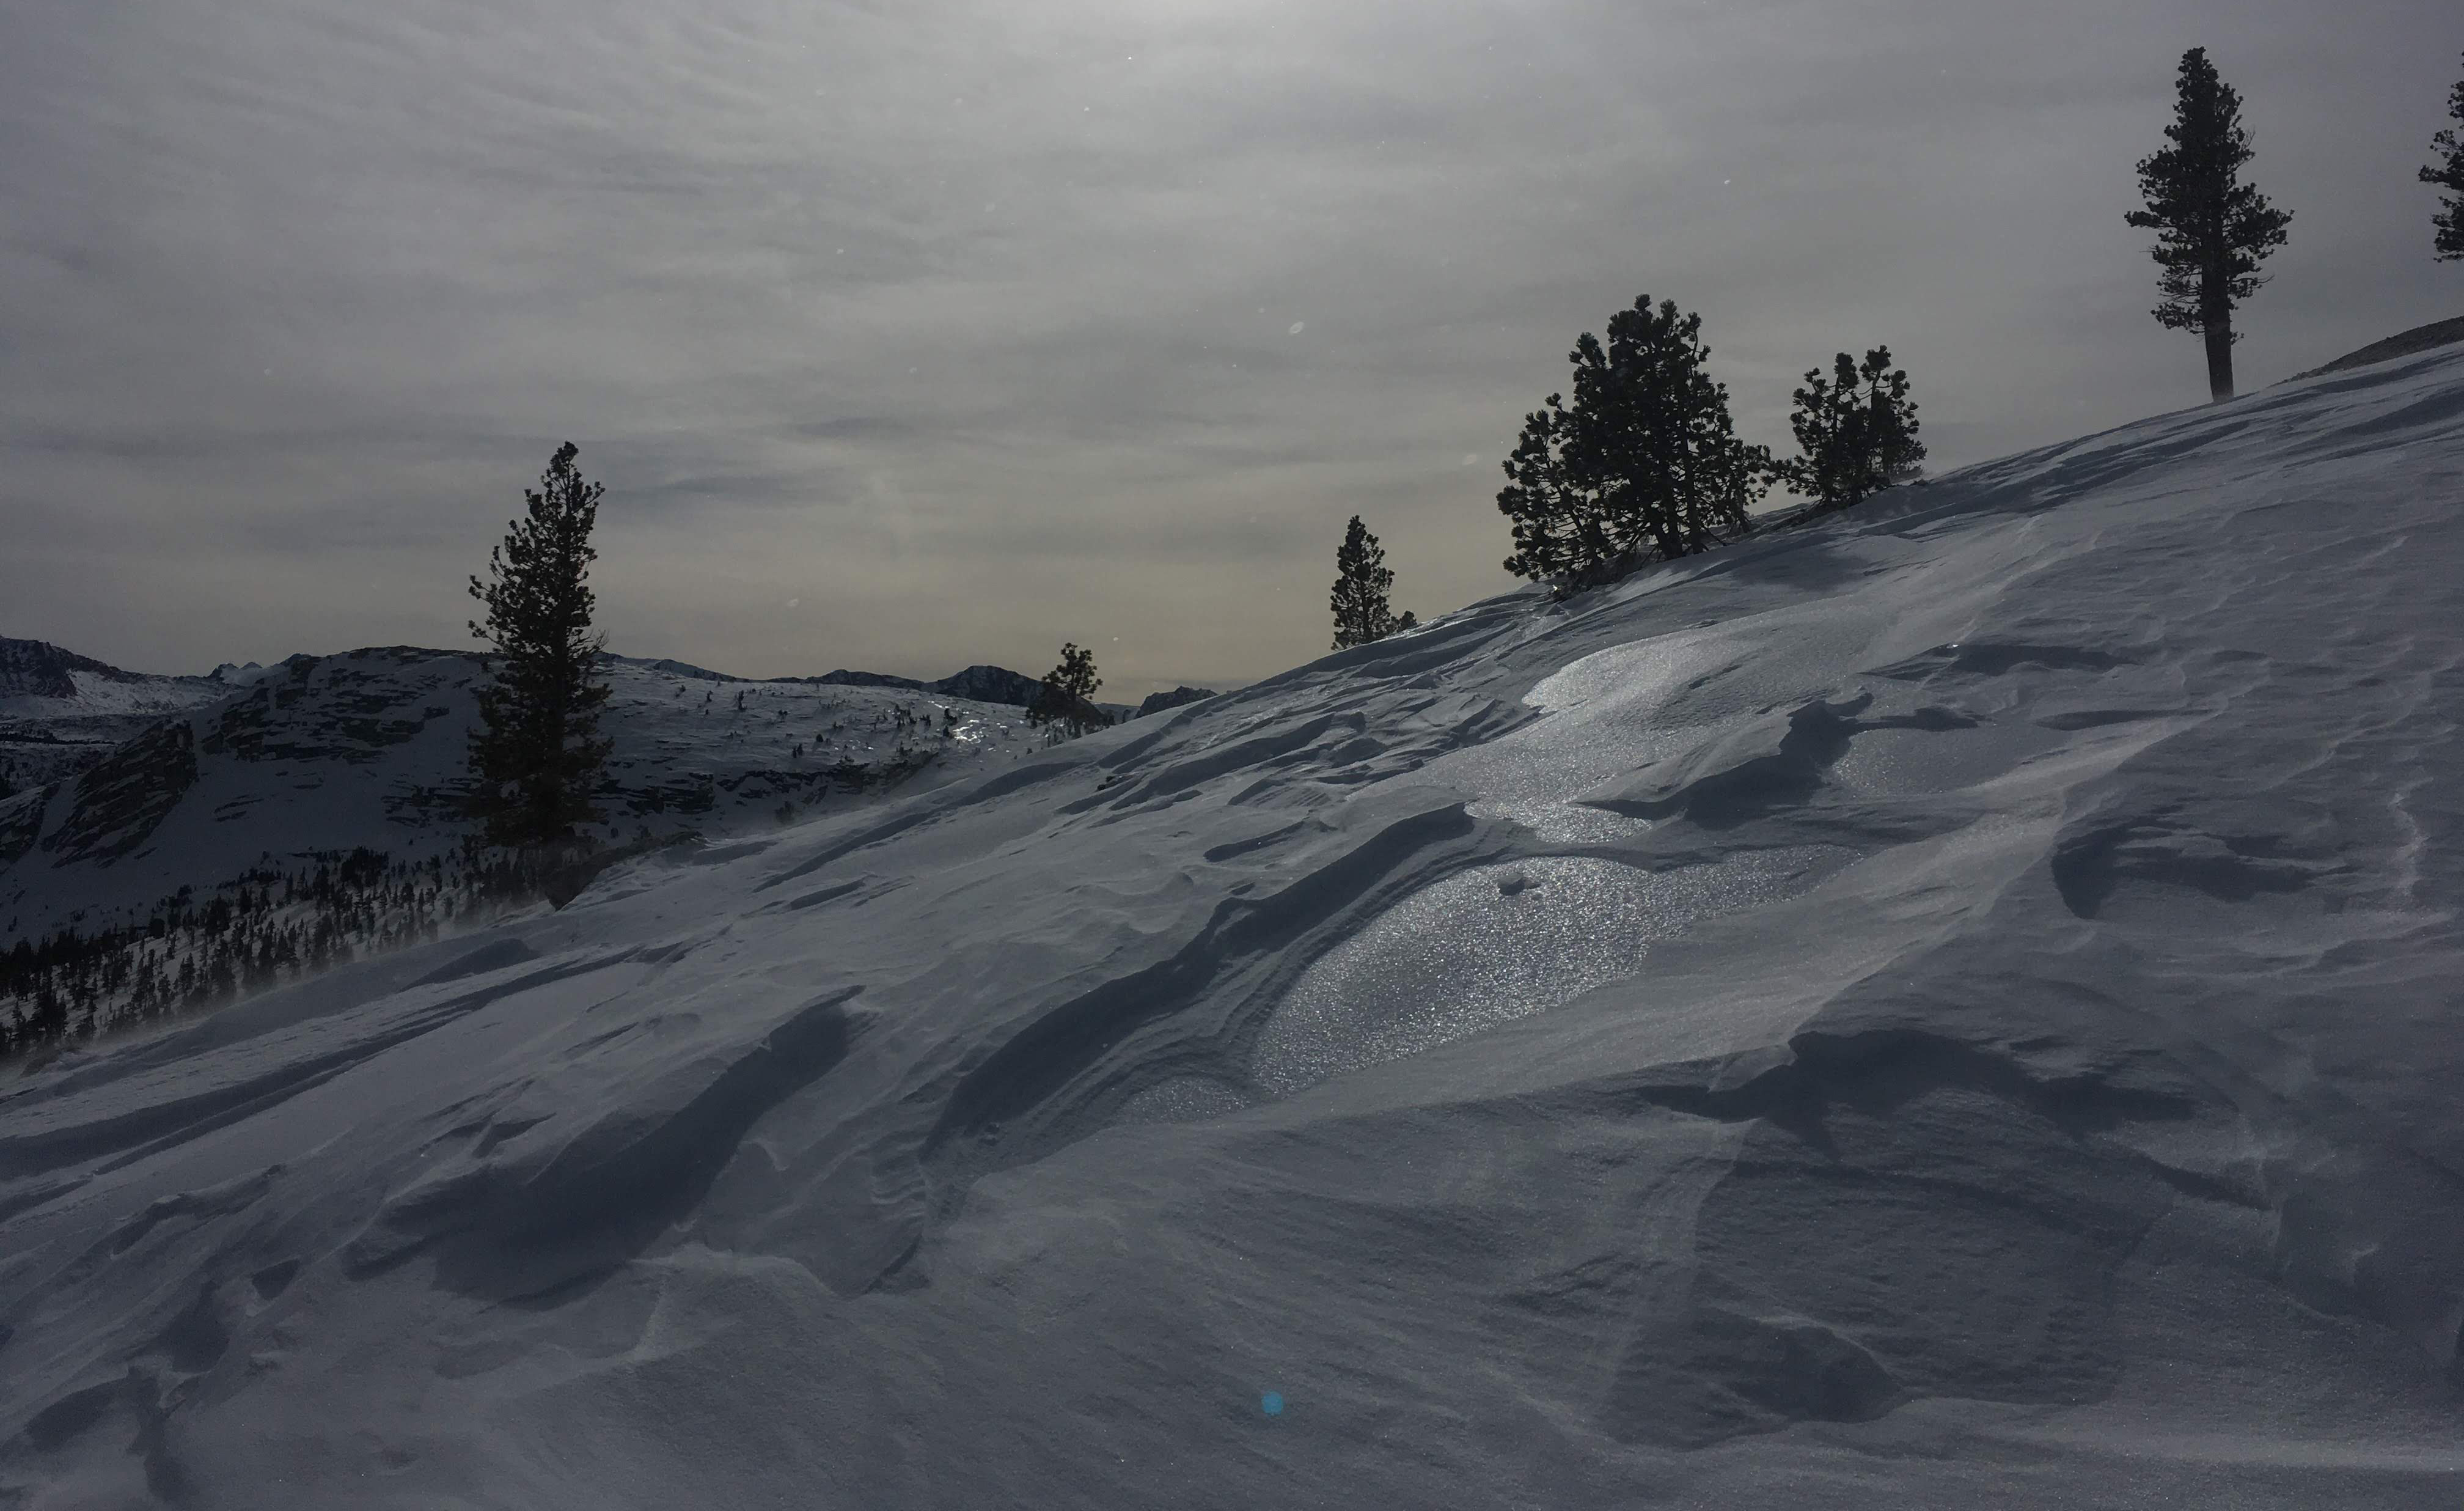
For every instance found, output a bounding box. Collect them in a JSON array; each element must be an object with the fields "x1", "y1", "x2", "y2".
[{"x1": 1260, "y1": 1391, "x2": 1285, "y2": 1417}]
